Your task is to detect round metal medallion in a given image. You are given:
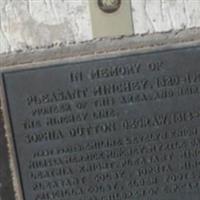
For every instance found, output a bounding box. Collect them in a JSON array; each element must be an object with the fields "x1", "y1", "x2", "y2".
[{"x1": 98, "y1": 0, "x2": 121, "y2": 13}]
